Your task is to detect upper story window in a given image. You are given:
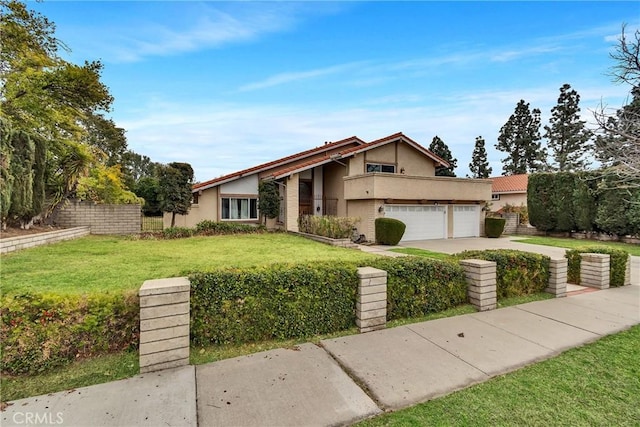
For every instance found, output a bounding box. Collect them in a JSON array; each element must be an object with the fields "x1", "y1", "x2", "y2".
[
  {"x1": 192, "y1": 193, "x2": 199, "y2": 205},
  {"x1": 366, "y1": 163, "x2": 396, "y2": 173},
  {"x1": 491, "y1": 194, "x2": 501, "y2": 201},
  {"x1": 222, "y1": 197, "x2": 258, "y2": 220}
]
